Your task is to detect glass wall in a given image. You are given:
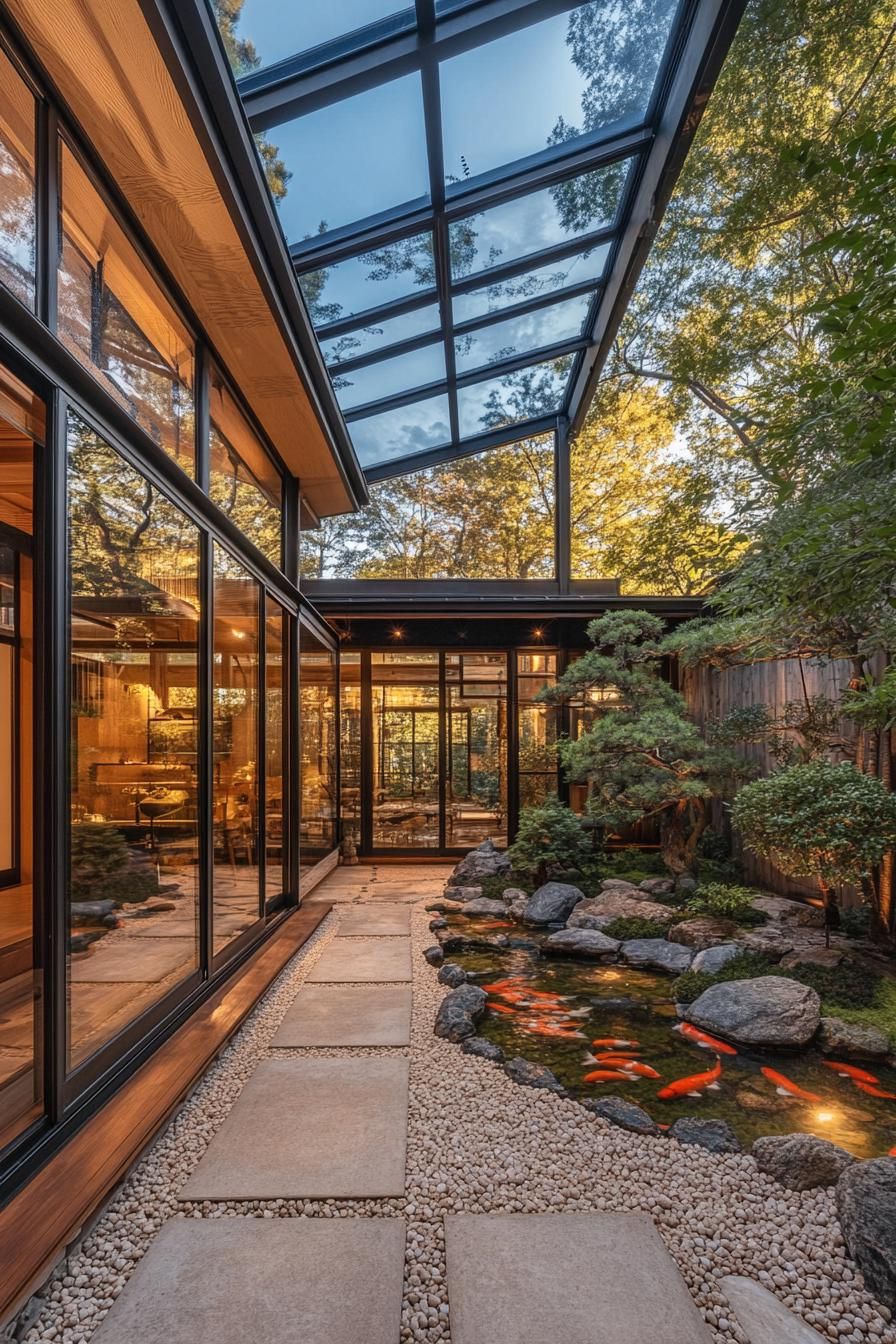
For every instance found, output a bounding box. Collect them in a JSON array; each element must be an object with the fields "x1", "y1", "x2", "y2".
[
  {"x1": 339, "y1": 652, "x2": 361, "y2": 848},
  {"x1": 445, "y1": 653, "x2": 508, "y2": 848},
  {"x1": 0, "y1": 360, "x2": 42, "y2": 1148},
  {"x1": 299, "y1": 625, "x2": 337, "y2": 868},
  {"x1": 212, "y1": 547, "x2": 262, "y2": 953},
  {"x1": 209, "y1": 364, "x2": 283, "y2": 570},
  {"x1": 0, "y1": 46, "x2": 36, "y2": 310},
  {"x1": 264, "y1": 597, "x2": 286, "y2": 904},
  {"x1": 371, "y1": 652, "x2": 439, "y2": 848},
  {"x1": 67, "y1": 413, "x2": 200, "y2": 1070},
  {"x1": 58, "y1": 143, "x2": 196, "y2": 473},
  {"x1": 517, "y1": 651, "x2": 559, "y2": 810}
]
